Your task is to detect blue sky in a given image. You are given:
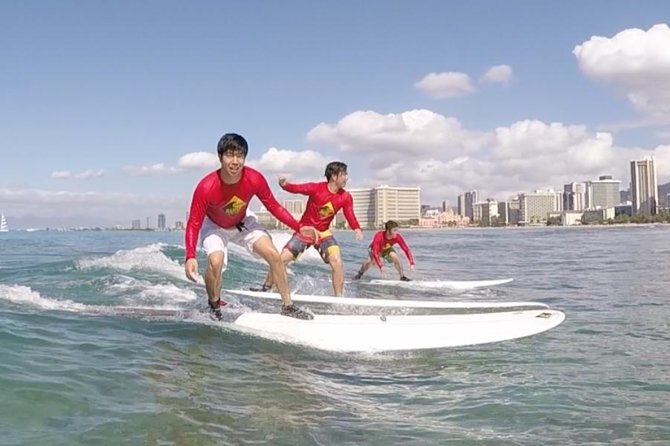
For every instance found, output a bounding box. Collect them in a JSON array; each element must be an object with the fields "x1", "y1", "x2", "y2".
[{"x1": 1, "y1": 1, "x2": 669, "y2": 228}]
